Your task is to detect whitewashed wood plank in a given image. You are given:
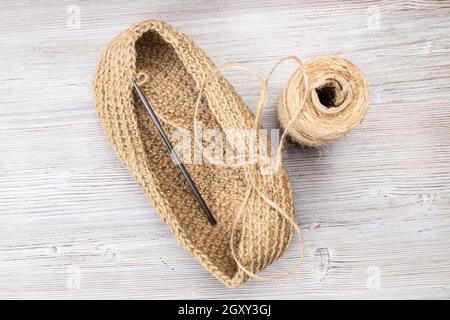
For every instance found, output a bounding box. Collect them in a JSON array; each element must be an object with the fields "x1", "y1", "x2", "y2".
[{"x1": 0, "y1": 0, "x2": 449, "y2": 299}]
